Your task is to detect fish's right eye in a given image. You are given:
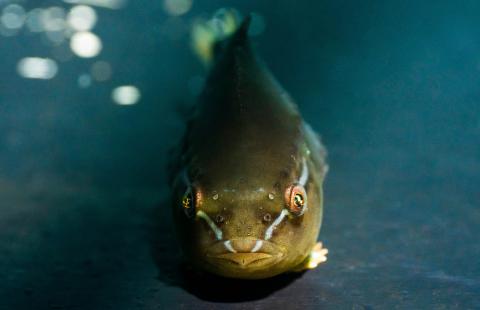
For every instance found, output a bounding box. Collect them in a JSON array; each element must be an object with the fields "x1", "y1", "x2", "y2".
[{"x1": 182, "y1": 187, "x2": 196, "y2": 218}]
